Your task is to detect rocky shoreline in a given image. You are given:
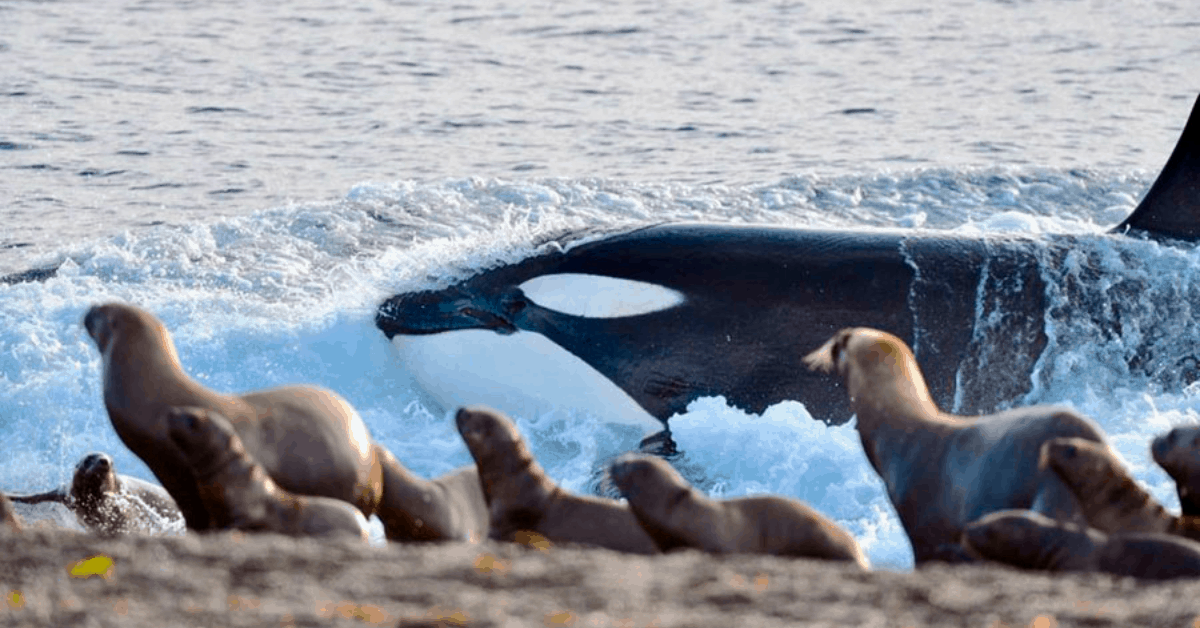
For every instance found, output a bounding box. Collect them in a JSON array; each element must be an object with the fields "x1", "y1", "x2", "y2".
[{"x1": 3, "y1": 530, "x2": 1199, "y2": 627}]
